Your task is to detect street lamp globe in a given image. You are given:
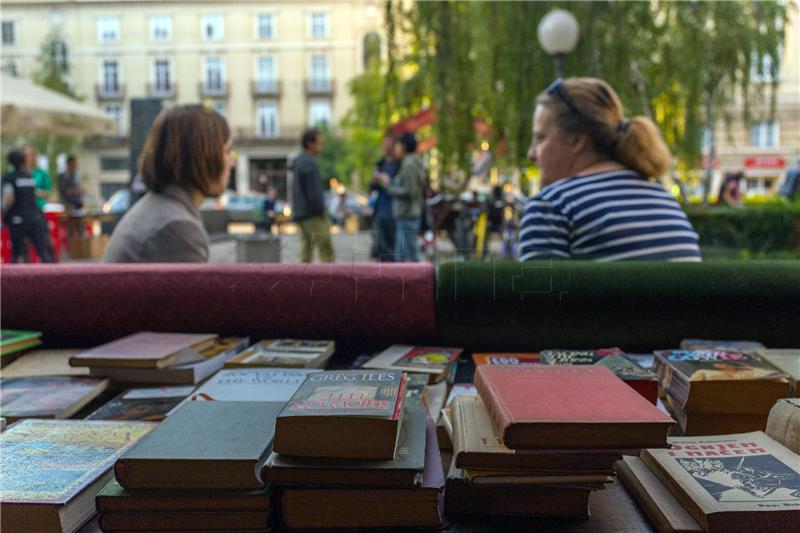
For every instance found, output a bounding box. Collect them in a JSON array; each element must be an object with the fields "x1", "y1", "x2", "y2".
[{"x1": 537, "y1": 9, "x2": 580, "y2": 56}]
